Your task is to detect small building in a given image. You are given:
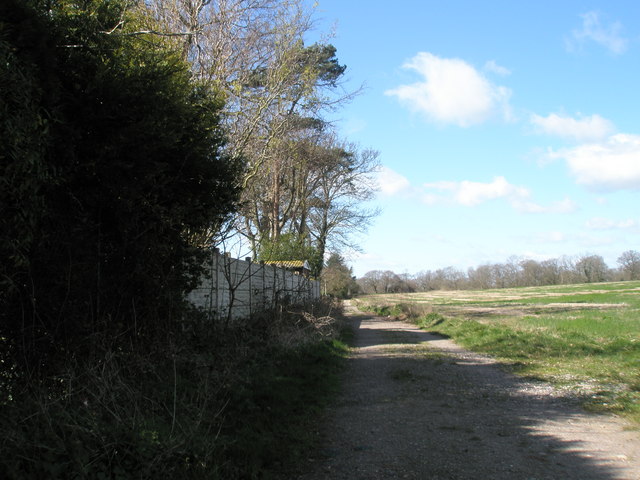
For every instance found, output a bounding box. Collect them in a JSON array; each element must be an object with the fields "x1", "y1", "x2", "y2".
[{"x1": 263, "y1": 260, "x2": 312, "y2": 277}]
